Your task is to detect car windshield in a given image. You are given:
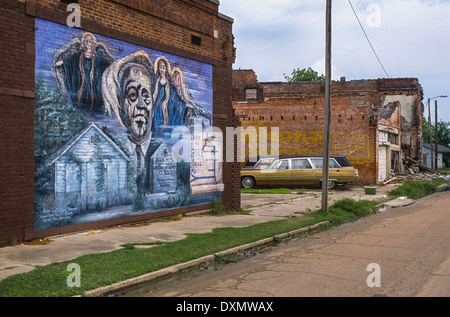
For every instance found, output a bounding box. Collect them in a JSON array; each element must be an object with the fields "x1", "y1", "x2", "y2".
[
  {"x1": 266, "y1": 160, "x2": 277, "y2": 169},
  {"x1": 256, "y1": 158, "x2": 276, "y2": 169},
  {"x1": 267, "y1": 160, "x2": 289, "y2": 170}
]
